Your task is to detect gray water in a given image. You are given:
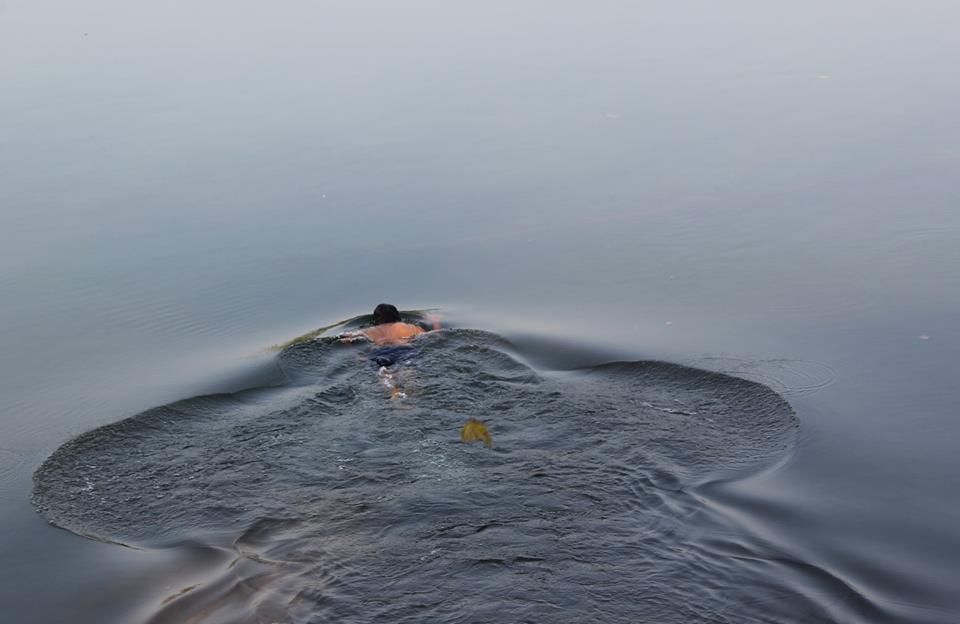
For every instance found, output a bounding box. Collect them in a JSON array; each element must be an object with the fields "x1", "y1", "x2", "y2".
[{"x1": 2, "y1": 1, "x2": 959, "y2": 622}]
